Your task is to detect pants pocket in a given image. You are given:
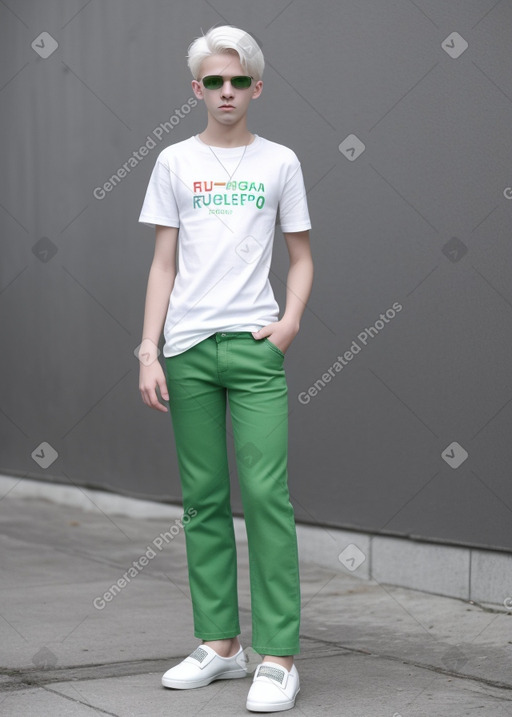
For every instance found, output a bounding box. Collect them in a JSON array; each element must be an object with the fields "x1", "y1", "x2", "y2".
[{"x1": 264, "y1": 338, "x2": 285, "y2": 359}]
